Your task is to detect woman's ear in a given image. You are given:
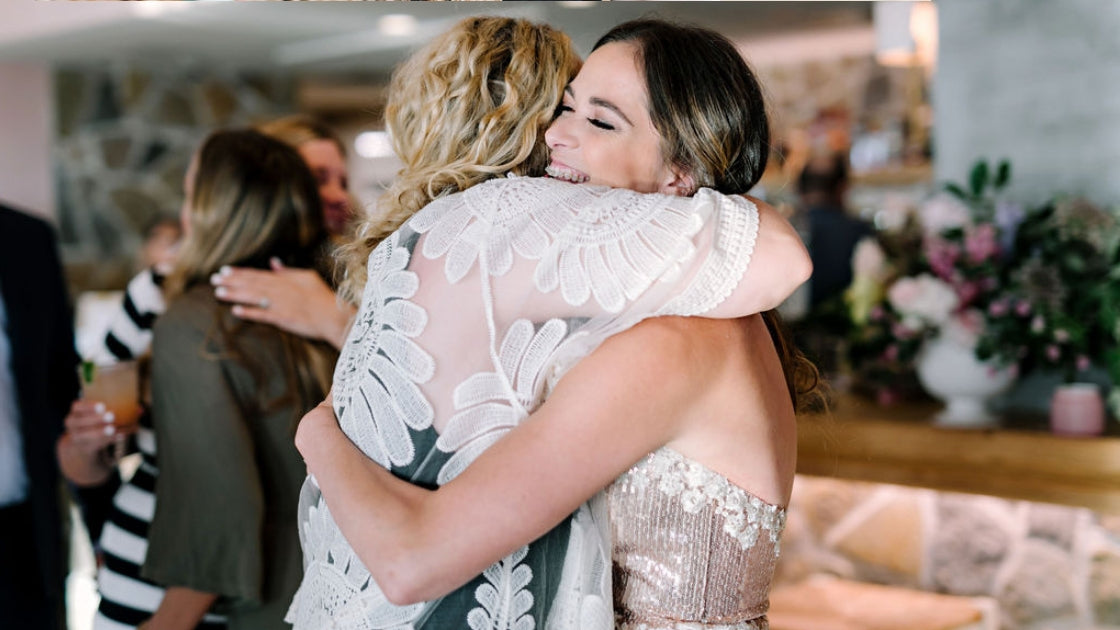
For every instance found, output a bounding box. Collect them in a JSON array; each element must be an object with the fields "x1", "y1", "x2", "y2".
[{"x1": 659, "y1": 168, "x2": 696, "y2": 197}]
